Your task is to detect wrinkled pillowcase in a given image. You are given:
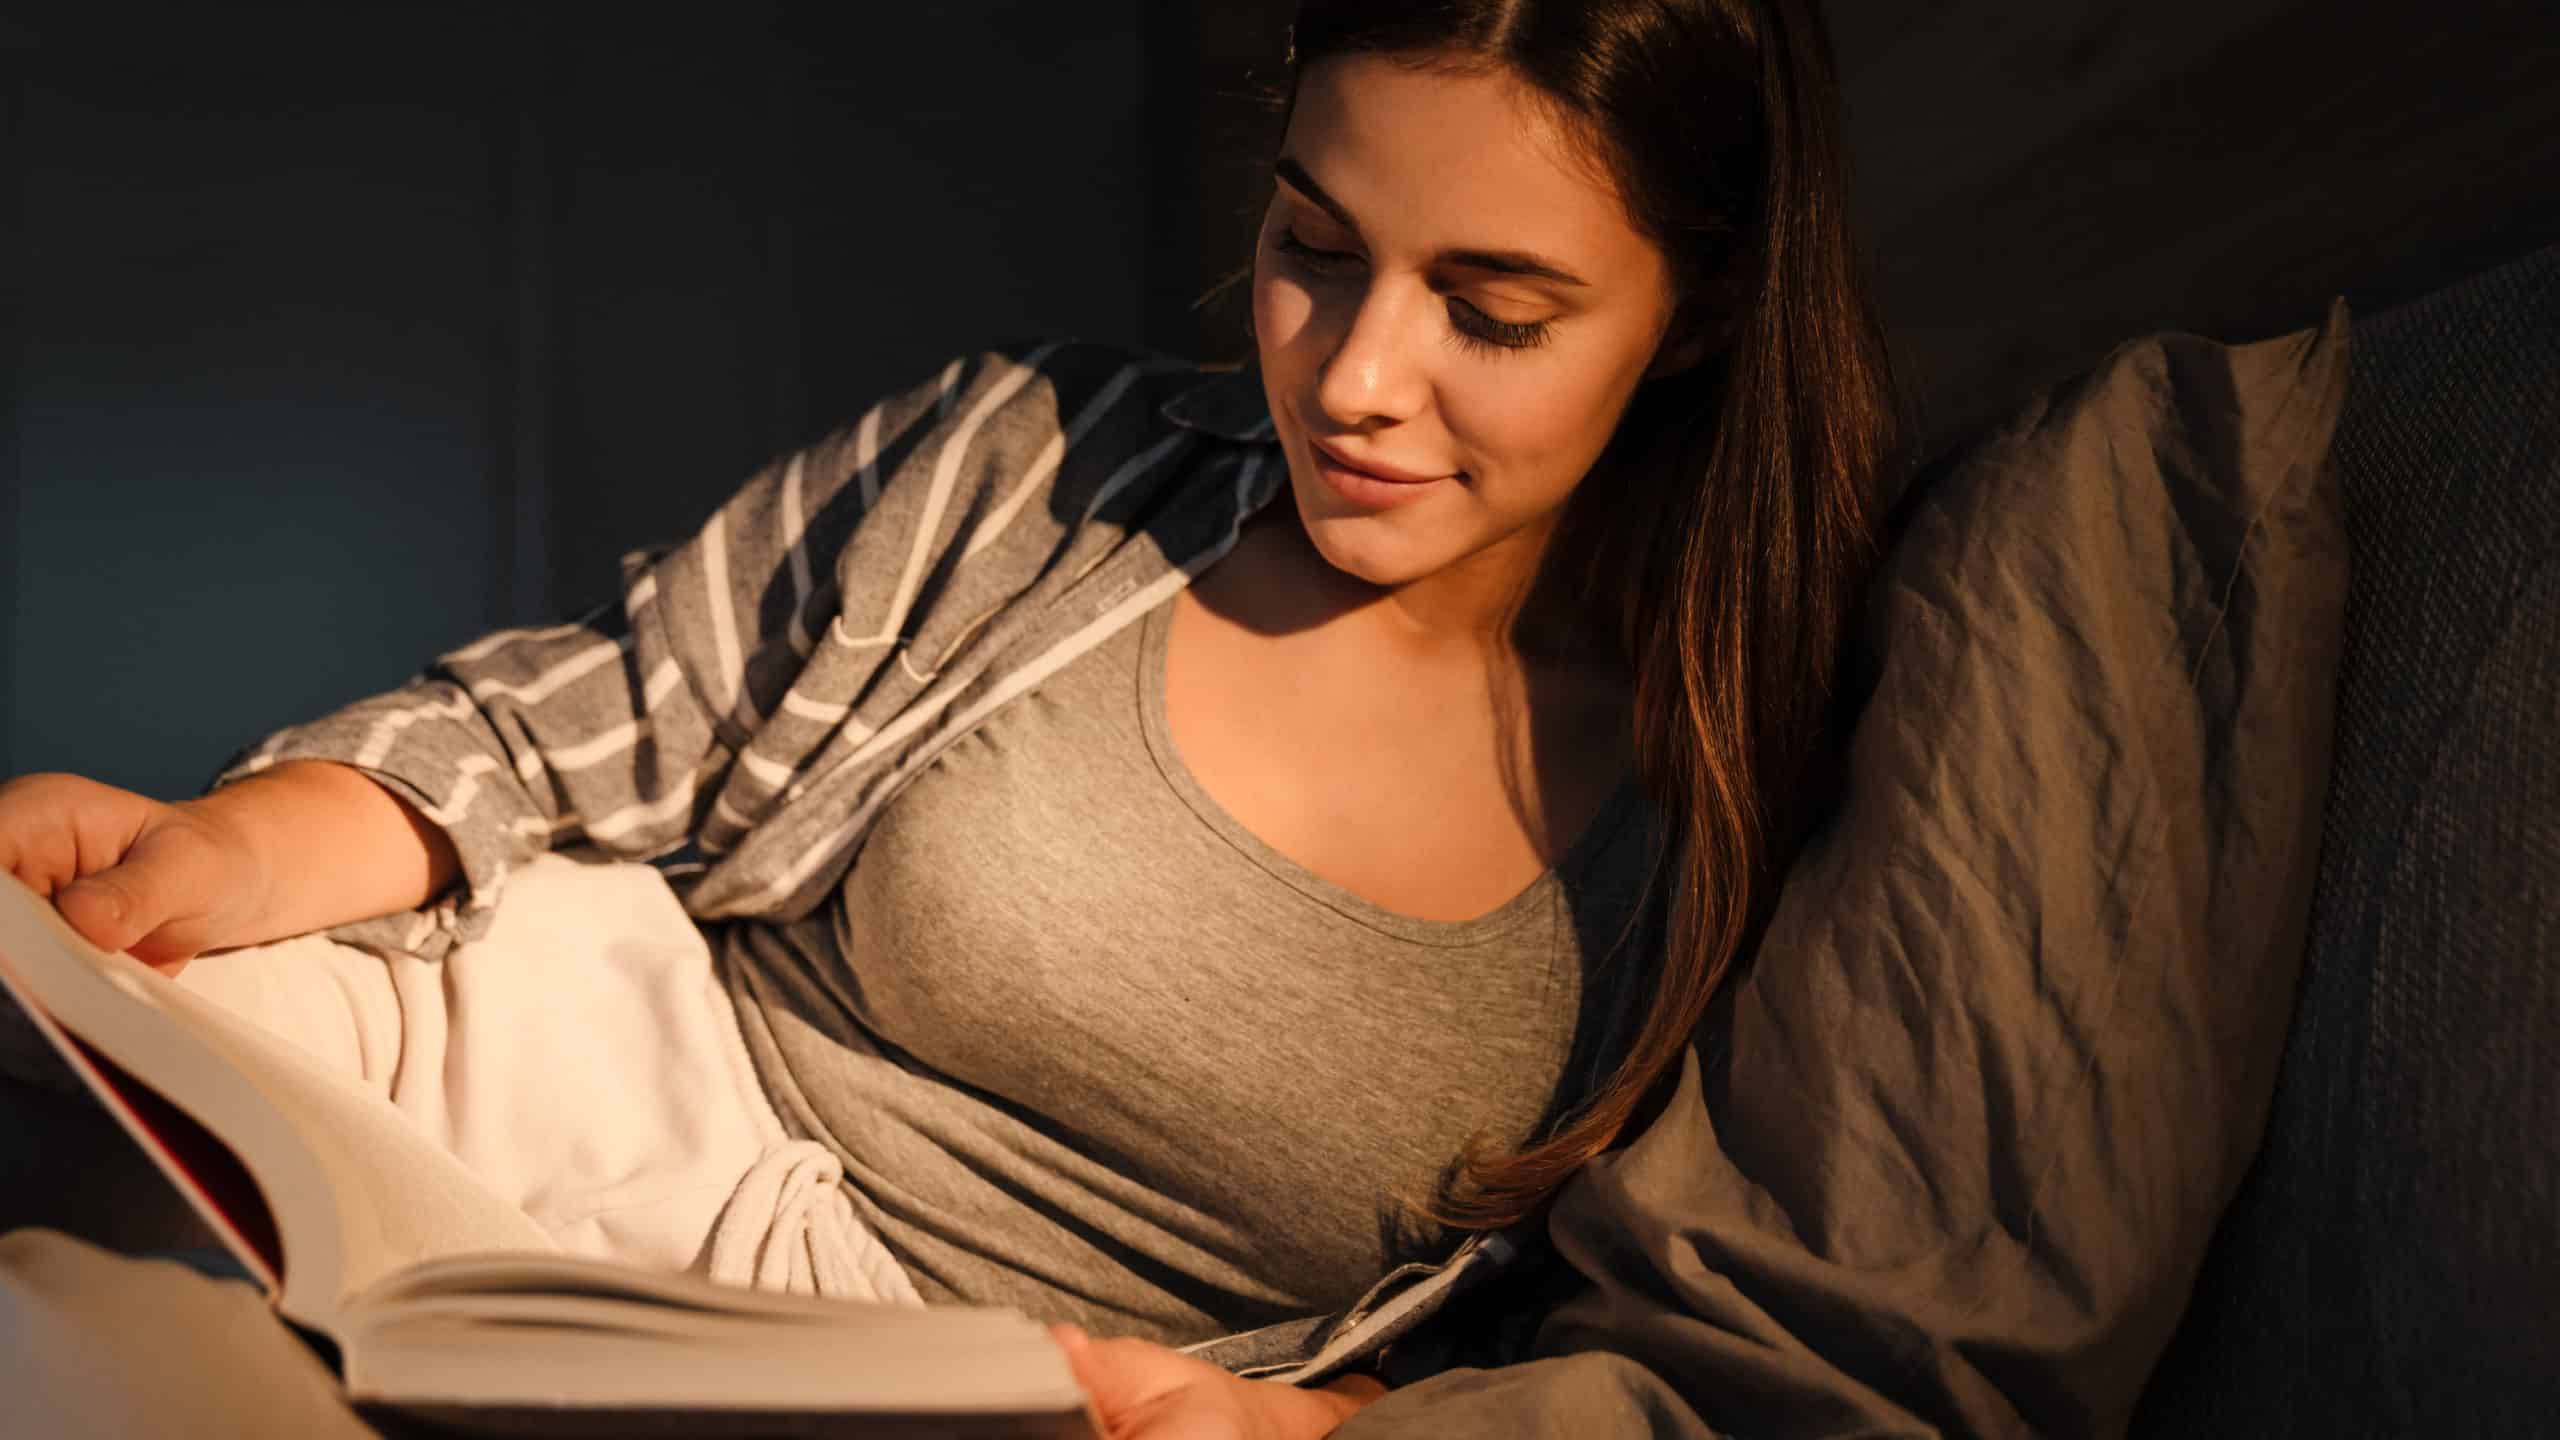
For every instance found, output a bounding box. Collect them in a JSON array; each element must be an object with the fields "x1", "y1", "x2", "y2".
[{"x1": 1345, "y1": 300, "x2": 2355, "y2": 1439}]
